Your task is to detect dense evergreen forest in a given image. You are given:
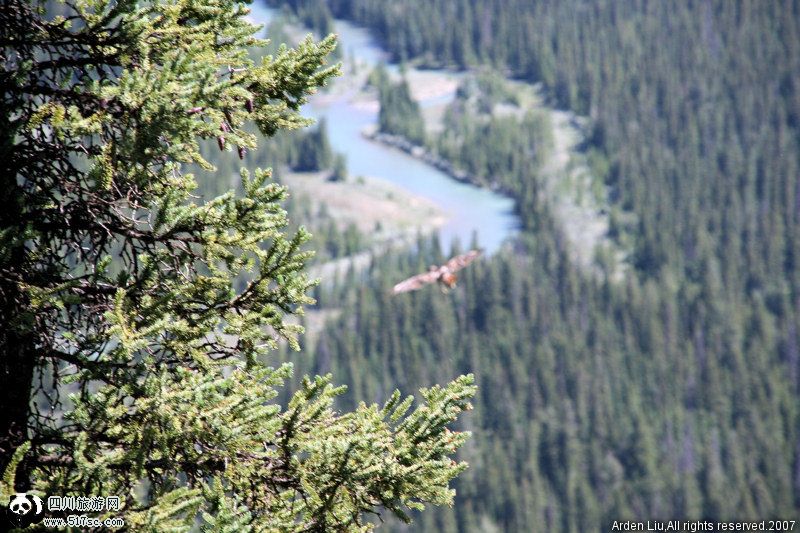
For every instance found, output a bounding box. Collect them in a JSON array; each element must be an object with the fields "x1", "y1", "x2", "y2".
[
  {"x1": 433, "y1": 75, "x2": 555, "y2": 230},
  {"x1": 262, "y1": 0, "x2": 800, "y2": 530}
]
